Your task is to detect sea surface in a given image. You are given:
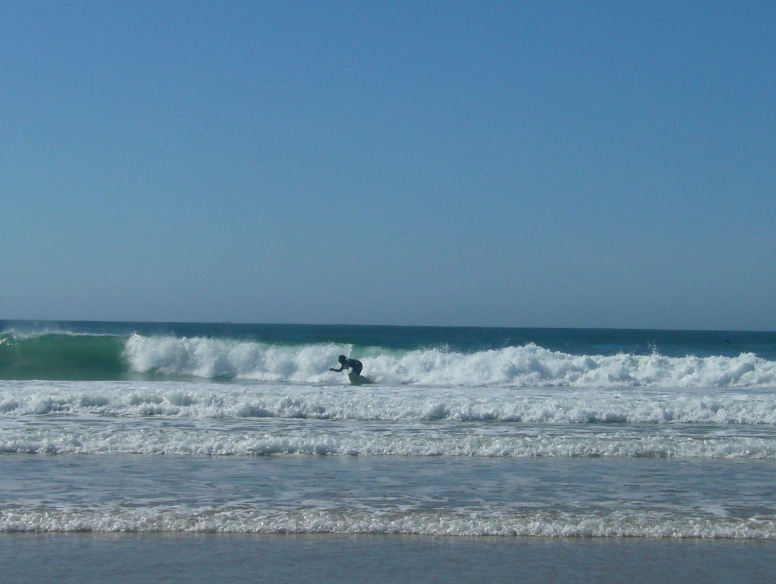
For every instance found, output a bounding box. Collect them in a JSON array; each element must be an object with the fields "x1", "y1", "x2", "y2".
[{"x1": 2, "y1": 321, "x2": 776, "y2": 582}]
